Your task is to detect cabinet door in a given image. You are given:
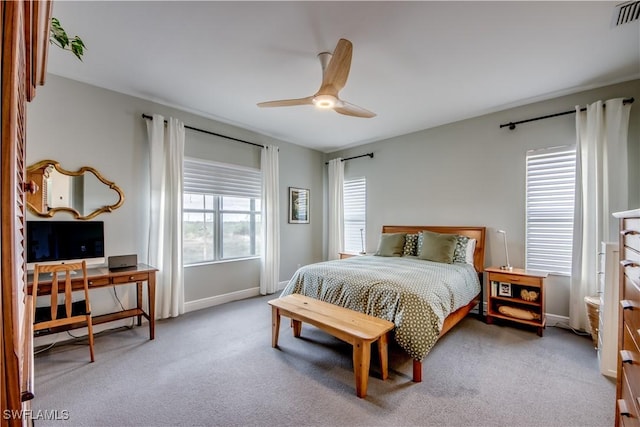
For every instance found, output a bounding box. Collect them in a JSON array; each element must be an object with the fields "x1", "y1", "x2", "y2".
[
  {"x1": 2, "y1": 0, "x2": 29, "y2": 414},
  {"x1": 1, "y1": 0, "x2": 50, "y2": 420}
]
